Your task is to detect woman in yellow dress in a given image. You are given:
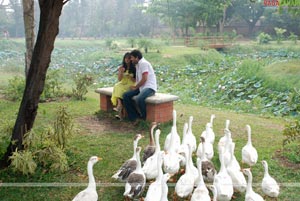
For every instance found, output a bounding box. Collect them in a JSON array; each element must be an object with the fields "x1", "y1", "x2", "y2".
[{"x1": 111, "y1": 52, "x2": 136, "y2": 118}]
